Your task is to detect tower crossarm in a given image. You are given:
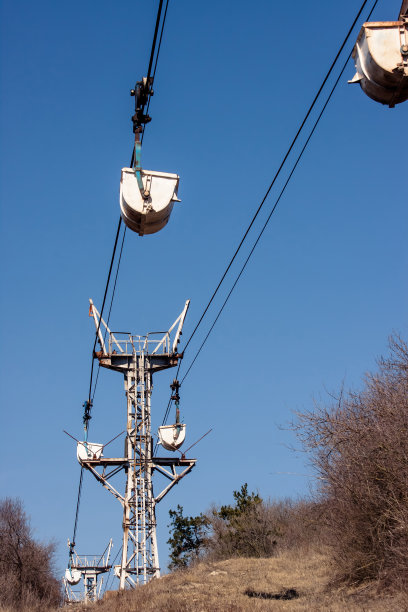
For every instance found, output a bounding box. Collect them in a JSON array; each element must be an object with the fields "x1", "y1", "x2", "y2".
[
  {"x1": 152, "y1": 458, "x2": 196, "y2": 503},
  {"x1": 80, "y1": 461, "x2": 125, "y2": 505}
]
